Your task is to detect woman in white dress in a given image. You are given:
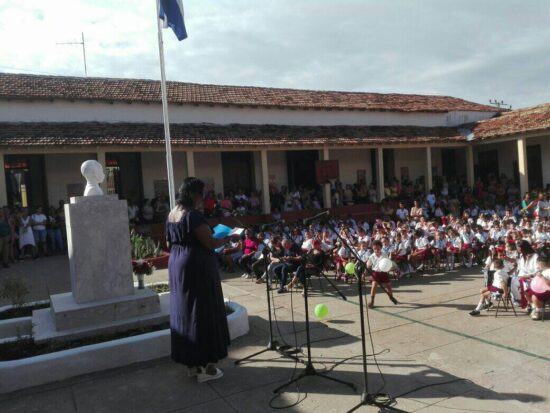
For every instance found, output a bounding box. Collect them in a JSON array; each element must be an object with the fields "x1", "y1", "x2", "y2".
[{"x1": 18, "y1": 208, "x2": 36, "y2": 258}]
